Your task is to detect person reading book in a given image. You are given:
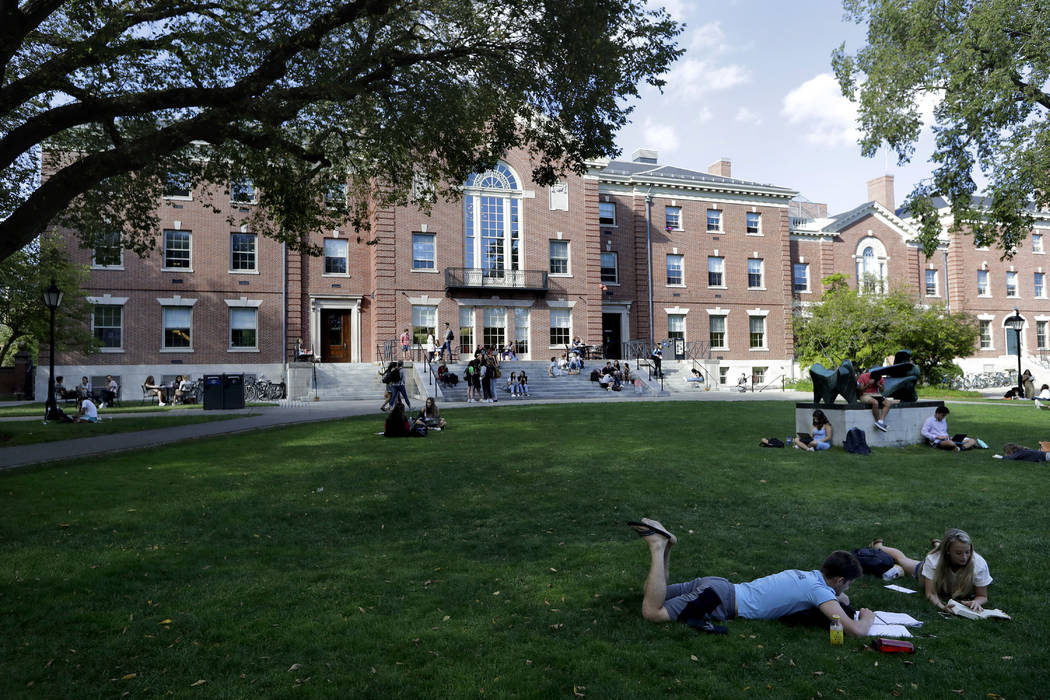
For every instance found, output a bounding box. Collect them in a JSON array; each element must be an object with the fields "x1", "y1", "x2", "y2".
[
  {"x1": 627, "y1": 517, "x2": 874, "y2": 636},
  {"x1": 869, "y1": 529, "x2": 991, "y2": 612}
]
